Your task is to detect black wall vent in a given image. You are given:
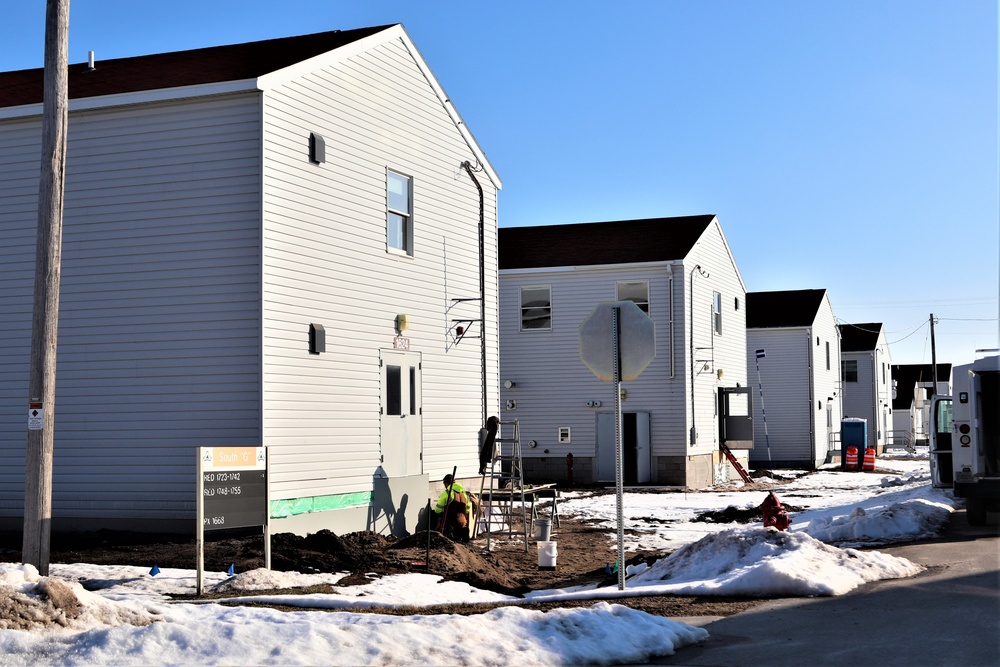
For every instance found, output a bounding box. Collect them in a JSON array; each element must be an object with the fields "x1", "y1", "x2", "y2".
[
  {"x1": 309, "y1": 132, "x2": 326, "y2": 164},
  {"x1": 309, "y1": 323, "x2": 326, "y2": 354}
]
